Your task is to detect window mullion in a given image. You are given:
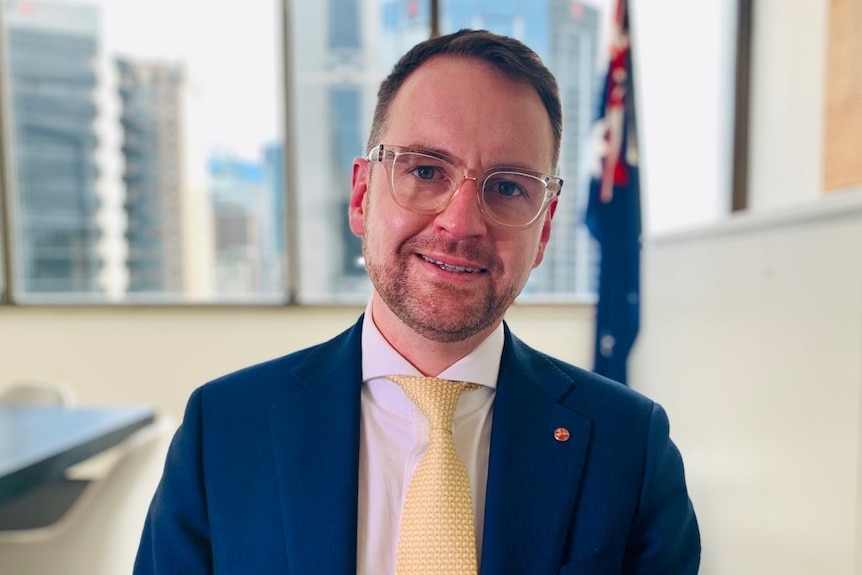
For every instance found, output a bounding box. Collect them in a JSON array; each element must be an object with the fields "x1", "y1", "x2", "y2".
[{"x1": 0, "y1": 4, "x2": 17, "y2": 304}]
